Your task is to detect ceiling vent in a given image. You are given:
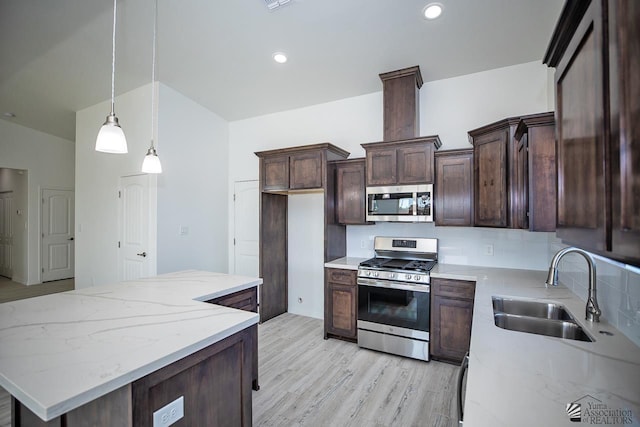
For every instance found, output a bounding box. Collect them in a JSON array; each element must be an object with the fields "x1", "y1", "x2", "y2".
[{"x1": 264, "y1": 0, "x2": 290, "y2": 11}]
